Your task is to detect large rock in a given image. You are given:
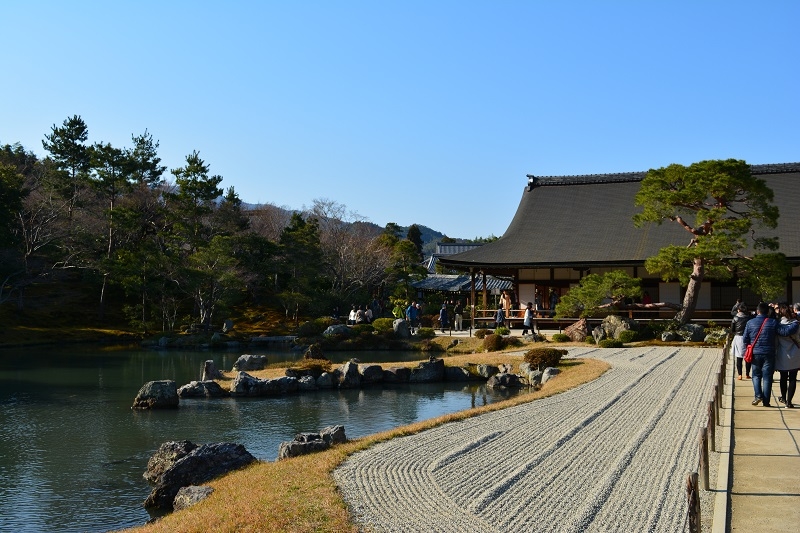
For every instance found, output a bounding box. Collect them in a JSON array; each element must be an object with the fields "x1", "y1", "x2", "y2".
[
  {"x1": 274, "y1": 376, "x2": 299, "y2": 394},
  {"x1": 486, "y1": 373, "x2": 524, "y2": 389},
  {"x1": 409, "y1": 359, "x2": 445, "y2": 382},
  {"x1": 383, "y1": 367, "x2": 411, "y2": 383},
  {"x1": 201, "y1": 360, "x2": 223, "y2": 381},
  {"x1": 298, "y1": 375, "x2": 317, "y2": 391},
  {"x1": 360, "y1": 364, "x2": 384, "y2": 384},
  {"x1": 316, "y1": 372, "x2": 336, "y2": 389},
  {"x1": 678, "y1": 323, "x2": 705, "y2": 342},
  {"x1": 338, "y1": 361, "x2": 362, "y2": 389},
  {"x1": 143, "y1": 440, "x2": 198, "y2": 483},
  {"x1": 444, "y1": 366, "x2": 472, "y2": 381},
  {"x1": 132, "y1": 380, "x2": 179, "y2": 409},
  {"x1": 230, "y1": 371, "x2": 261, "y2": 396},
  {"x1": 177, "y1": 380, "x2": 228, "y2": 398},
  {"x1": 323, "y1": 324, "x2": 351, "y2": 337},
  {"x1": 232, "y1": 354, "x2": 267, "y2": 371},
  {"x1": 144, "y1": 442, "x2": 256, "y2": 510},
  {"x1": 173, "y1": 485, "x2": 214, "y2": 511},
  {"x1": 393, "y1": 319, "x2": 411, "y2": 339},
  {"x1": 564, "y1": 318, "x2": 589, "y2": 342},
  {"x1": 541, "y1": 367, "x2": 561, "y2": 384},
  {"x1": 600, "y1": 315, "x2": 637, "y2": 340},
  {"x1": 277, "y1": 425, "x2": 347, "y2": 460},
  {"x1": 475, "y1": 364, "x2": 499, "y2": 379}
]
